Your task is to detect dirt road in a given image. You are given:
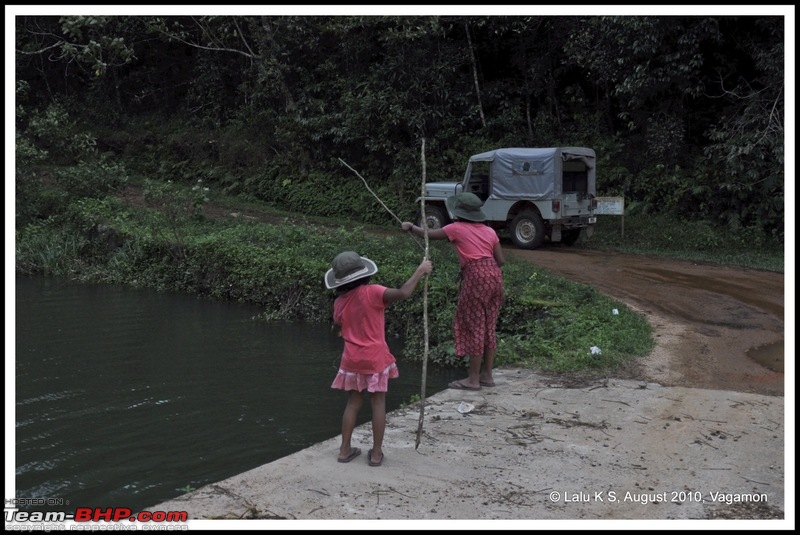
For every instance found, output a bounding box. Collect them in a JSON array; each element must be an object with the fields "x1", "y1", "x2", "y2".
[{"x1": 505, "y1": 244, "x2": 786, "y2": 397}]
